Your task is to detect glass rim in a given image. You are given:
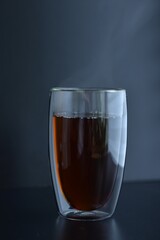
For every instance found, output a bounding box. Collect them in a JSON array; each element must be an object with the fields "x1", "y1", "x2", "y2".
[{"x1": 50, "y1": 87, "x2": 126, "y2": 93}]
